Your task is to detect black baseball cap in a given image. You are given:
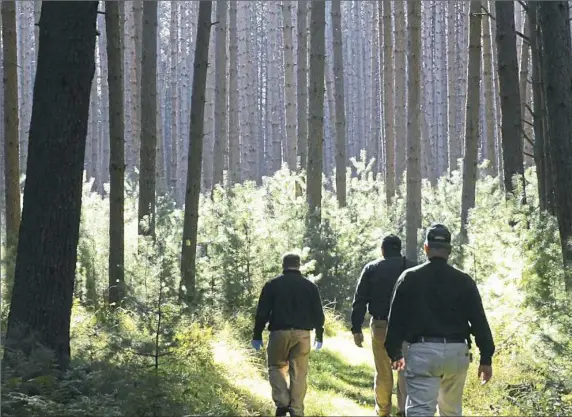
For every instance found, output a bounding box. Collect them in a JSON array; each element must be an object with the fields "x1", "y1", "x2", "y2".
[
  {"x1": 382, "y1": 234, "x2": 402, "y2": 251},
  {"x1": 425, "y1": 223, "x2": 451, "y2": 250}
]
